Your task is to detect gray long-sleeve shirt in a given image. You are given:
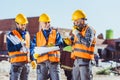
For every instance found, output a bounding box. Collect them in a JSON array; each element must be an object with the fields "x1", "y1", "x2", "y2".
[
  {"x1": 76, "y1": 26, "x2": 95, "y2": 47},
  {"x1": 74, "y1": 26, "x2": 96, "y2": 65}
]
